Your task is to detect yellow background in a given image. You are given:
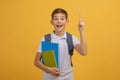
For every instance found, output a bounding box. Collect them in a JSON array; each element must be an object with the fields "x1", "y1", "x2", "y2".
[{"x1": 0, "y1": 0, "x2": 120, "y2": 80}]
